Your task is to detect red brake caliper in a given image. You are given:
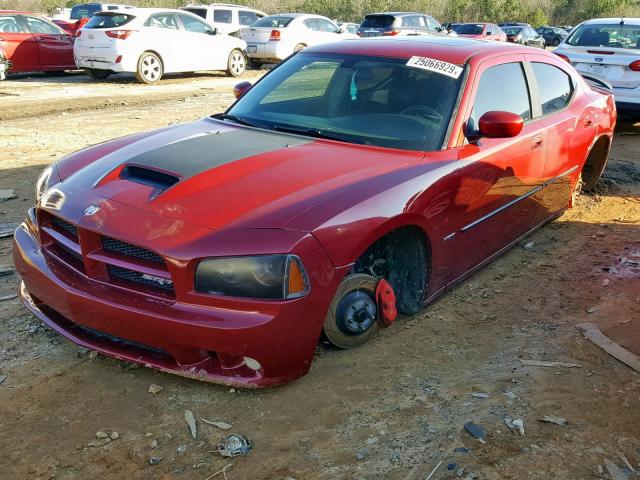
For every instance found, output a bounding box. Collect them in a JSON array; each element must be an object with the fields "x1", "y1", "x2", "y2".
[{"x1": 375, "y1": 279, "x2": 397, "y2": 327}]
